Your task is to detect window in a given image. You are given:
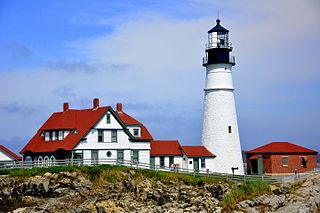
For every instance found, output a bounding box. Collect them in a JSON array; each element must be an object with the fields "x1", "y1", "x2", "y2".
[
  {"x1": 228, "y1": 126, "x2": 232, "y2": 133},
  {"x1": 201, "y1": 158, "x2": 206, "y2": 168},
  {"x1": 106, "y1": 151, "x2": 112, "y2": 158},
  {"x1": 58, "y1": 131, "x2": 64, "y2": 140},
  {"x1": 117, "y1": 150, "x2": 124, "y2": 164},
  {"x1": 98, "y1": 130, "x2": 104, "y2": 142},
  {"x1": 169, "y1": 156, "x2": 174, "y2": 167},
  {"x1": 106, "y1": 113, "x2": 111, "y2": 124},
  {"x1": 300, "y1": 156, "x2": 307, "y2": 168},
  {"x1": 50, "y1": 156, "x2": 55, "y2": 166},
  {"x1": 44, "y1": 156, "x2": 49, "y2": 166},
  {"x1": 38, "y1": 156, "x2": 43, "y2": 166},
  {"x1": 189, "y1": 161, "x2": 192, "y2": 165},
  {"x1": 160, "y1": 156, "x2": 165, "y2": 168},
  {"x1": 45, "y1": 132, "x2": 50, "y2": 141},
  {"x1": 282, "y1": 156, "x2": 288, "y2": 167},
  {"x1": 52, "y1": 131, "x2": 58, "y2": 141},
  {"x1": 111, "y1": 130, "x2": 117, "y2": 142},
  {"x1": 133, "y1": 128, "x2": 140, "y2": 137},
  {"x1": 132, "y1": 150, "x2": 139, "y2": 164}
]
